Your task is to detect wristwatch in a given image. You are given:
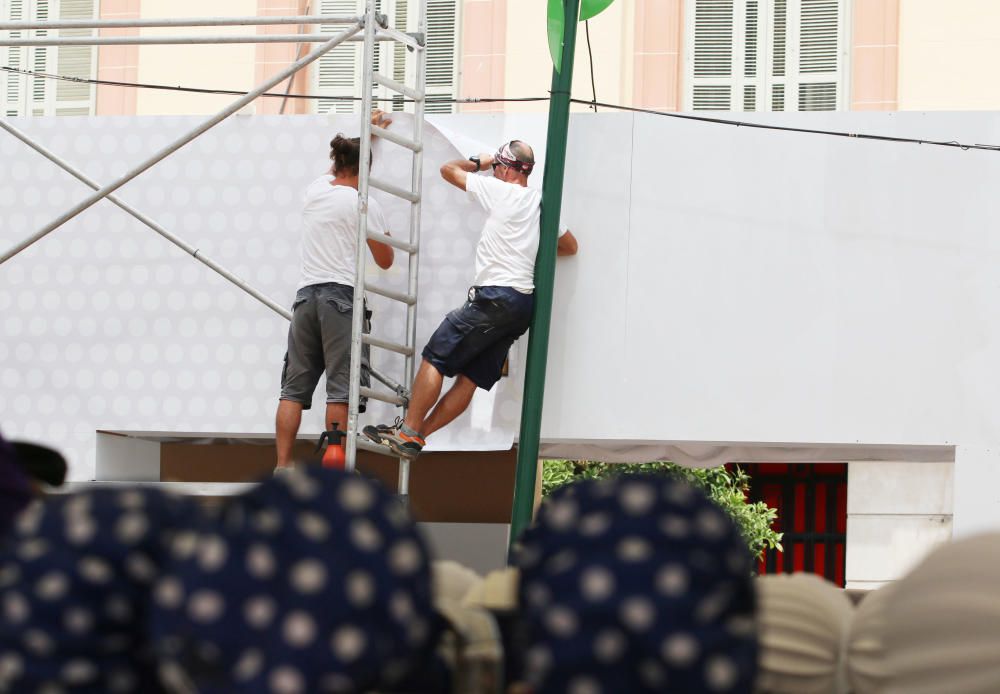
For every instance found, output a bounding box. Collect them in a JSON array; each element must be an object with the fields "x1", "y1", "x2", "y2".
[{"x1": 469, "y1": 155, "x2": 480, "y2": 169}]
